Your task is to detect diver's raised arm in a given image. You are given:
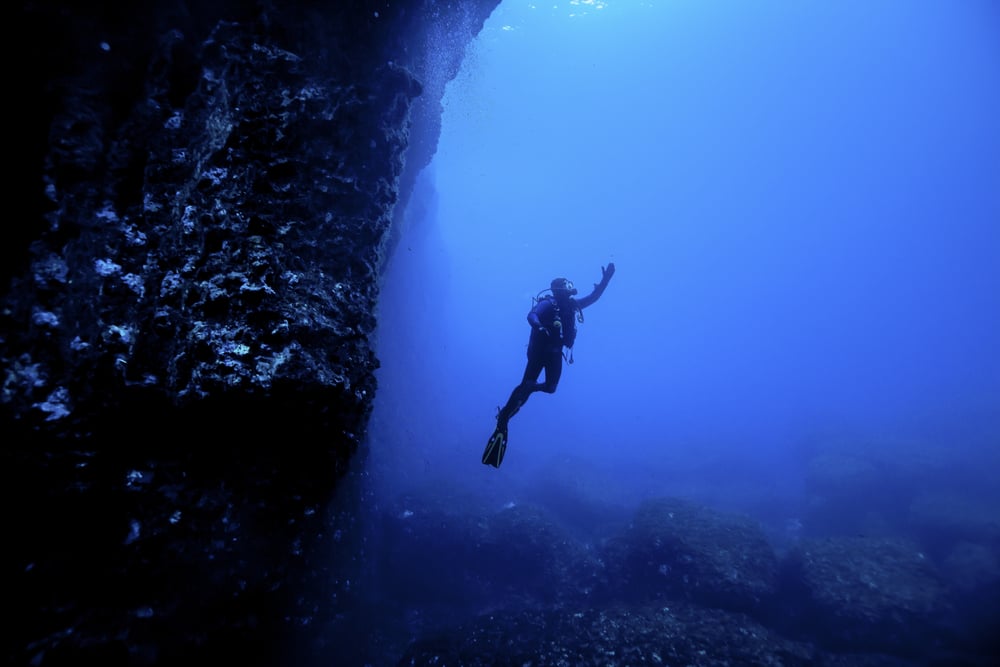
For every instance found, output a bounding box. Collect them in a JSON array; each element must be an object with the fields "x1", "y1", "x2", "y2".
[{"x1": 575, "y1": 262, "x2": 615, "y2": 309}]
